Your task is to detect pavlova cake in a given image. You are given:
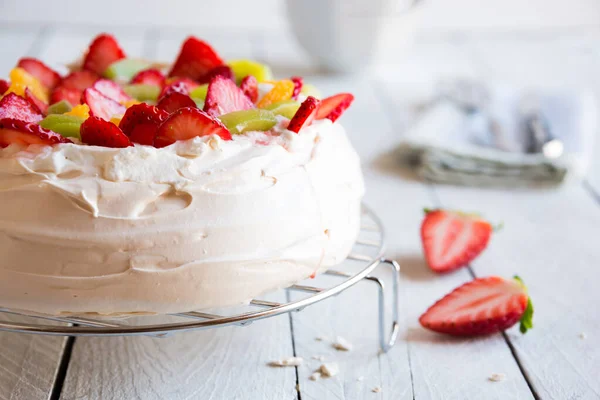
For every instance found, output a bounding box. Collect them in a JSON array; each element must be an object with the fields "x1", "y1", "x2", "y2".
[{"x1": 0, "y1": 34, "x2": 363, "y2": 316}]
